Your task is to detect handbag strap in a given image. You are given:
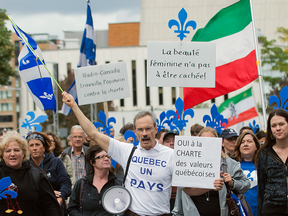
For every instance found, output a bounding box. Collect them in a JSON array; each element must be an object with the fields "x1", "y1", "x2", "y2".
[
  {"x1": 122, "y1": 146, "x2": 137, "y2": 186},
  {"x1": 222, "y1": 157, "x2": 231, "y2": 194},
  {"x1": 79, "y1": 178, "x2": 84, "y2": 211}
]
